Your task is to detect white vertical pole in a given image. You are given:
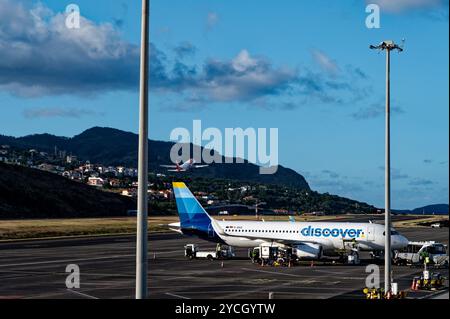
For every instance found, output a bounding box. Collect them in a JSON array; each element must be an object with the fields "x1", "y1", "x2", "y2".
[
  {"x1": 384, "y1": 48, "x2": 391, "y2": 294},
  {"x1": 136, "y1": 0, "x2": 150, "y2": 300}
]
